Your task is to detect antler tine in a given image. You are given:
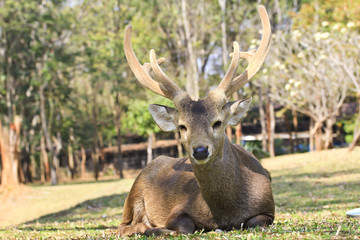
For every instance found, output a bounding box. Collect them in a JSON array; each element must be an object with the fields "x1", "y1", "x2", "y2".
[
  {"x1": 223, "y1": 5, "x2": 272, "y2": 97},
  {"x1": 123, "y1": 25, "x2": 173, "y2": 99},
  {"x1": 150, "y1": 49, "x2": 184, "y2": 99},
  {"x1": 143, "y1": 57, "x2": 165, "y2": 72},
  {"x1": 215, "y1": 41, "x2": 240, "y2": 94}
]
